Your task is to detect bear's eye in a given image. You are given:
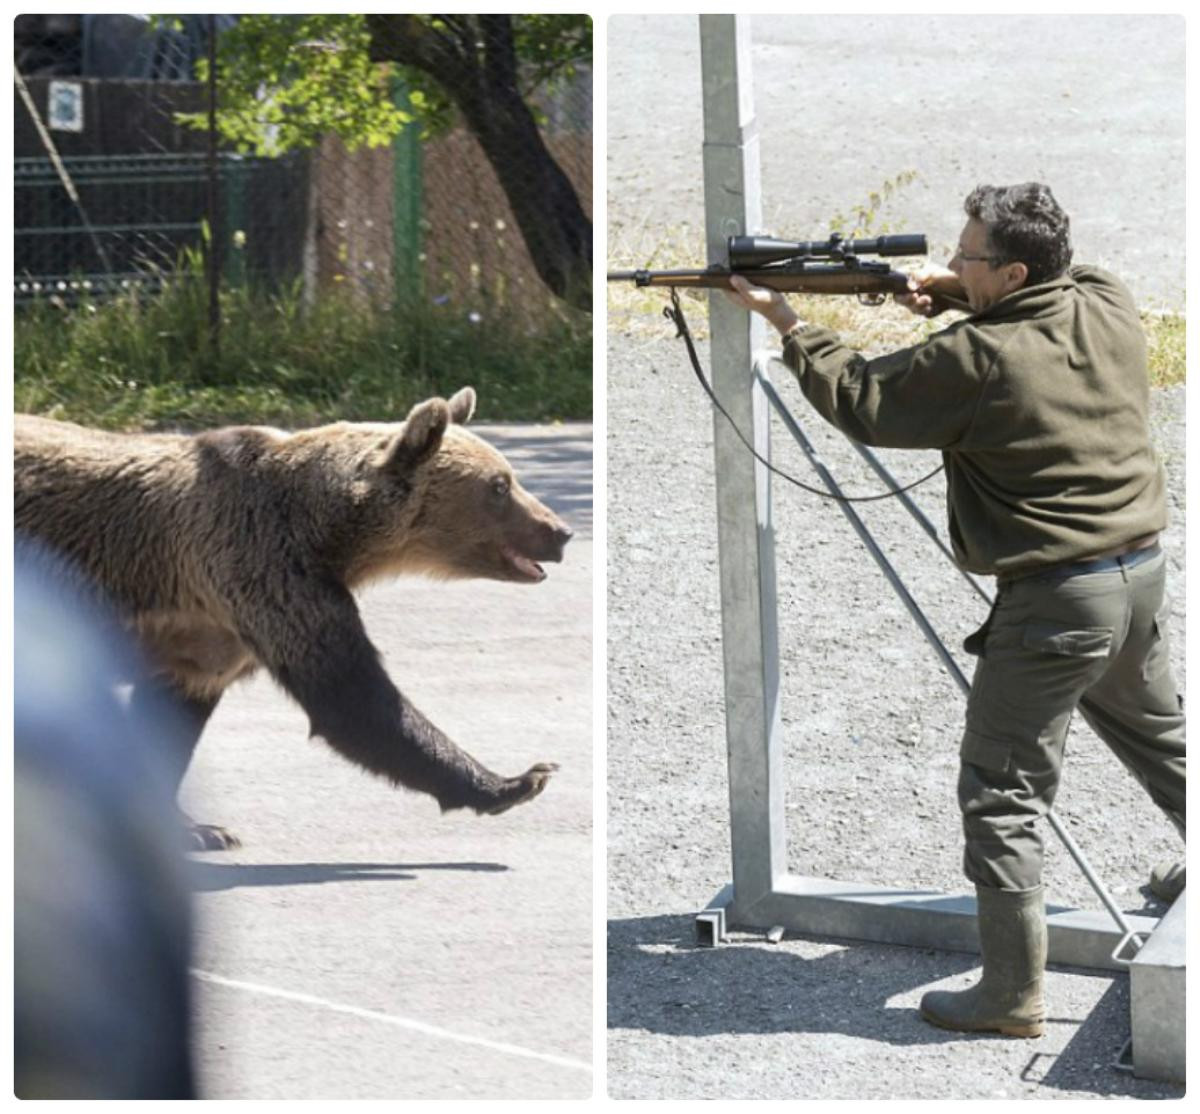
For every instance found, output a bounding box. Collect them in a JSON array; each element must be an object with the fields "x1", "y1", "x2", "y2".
[{"x1": 491, "y1": 476, "x2": 511, "y2": 498}]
